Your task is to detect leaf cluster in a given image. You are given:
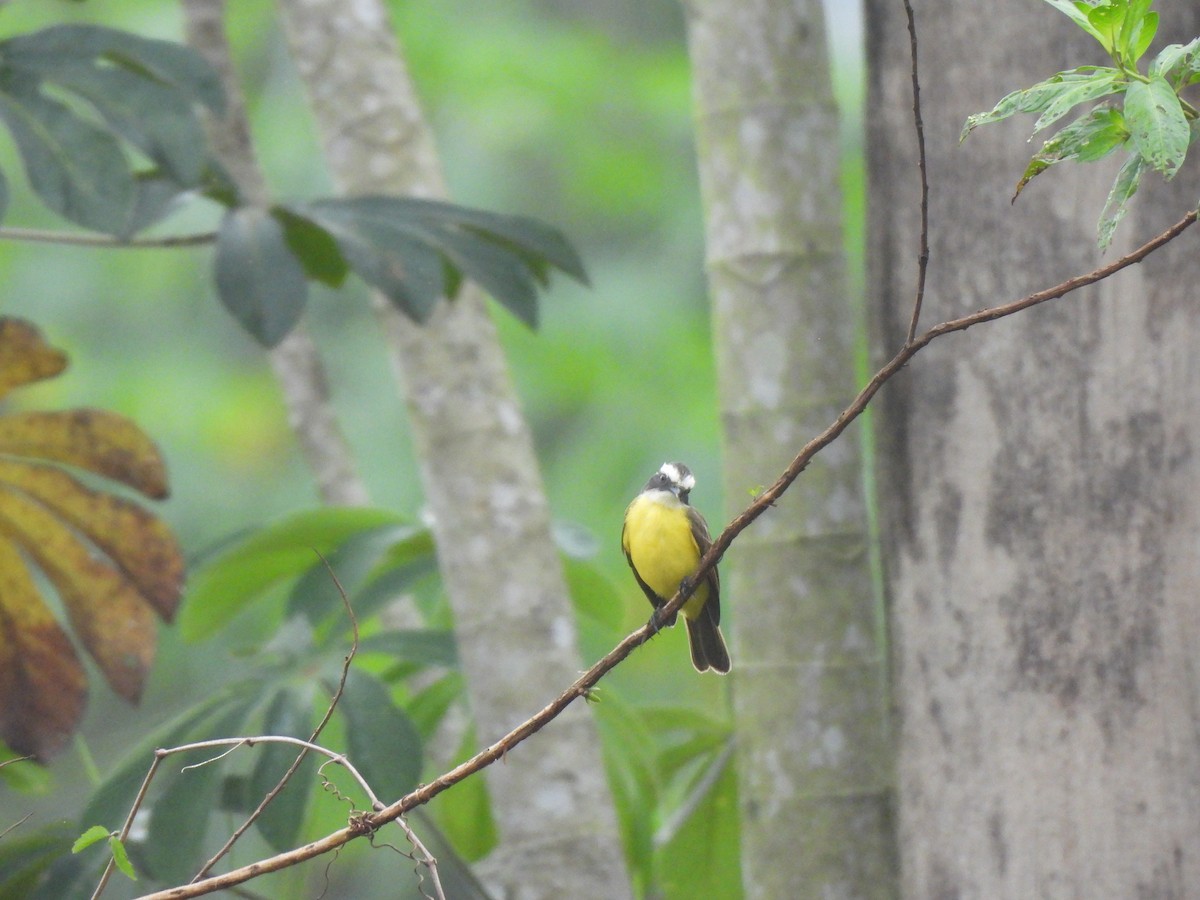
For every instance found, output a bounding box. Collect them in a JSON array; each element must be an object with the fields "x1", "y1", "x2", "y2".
[
  {"x1": 961, "y1": 0, "x2": 1200, "y2": 248},
  {"x1": 0, "y1": 318, "x2": 183, "y2": 763},
  {"x1": 0, "y1": 24, "x2": 588, "y2": 346},
  {"x1": 0, "y1": 24, "x2": 225, "y2": 237},
  {"x1": 224, "y1": 196, "x2": 587, "y2": 346},
  {"x1": 1, "y1": 509, "x2": 466, "y2": 895}
]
